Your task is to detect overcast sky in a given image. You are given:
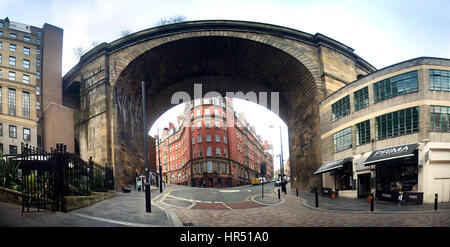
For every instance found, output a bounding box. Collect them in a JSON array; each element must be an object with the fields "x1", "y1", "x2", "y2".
[{"x1": 2, "y1": 0, "x2": 449, "y2": 172}]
